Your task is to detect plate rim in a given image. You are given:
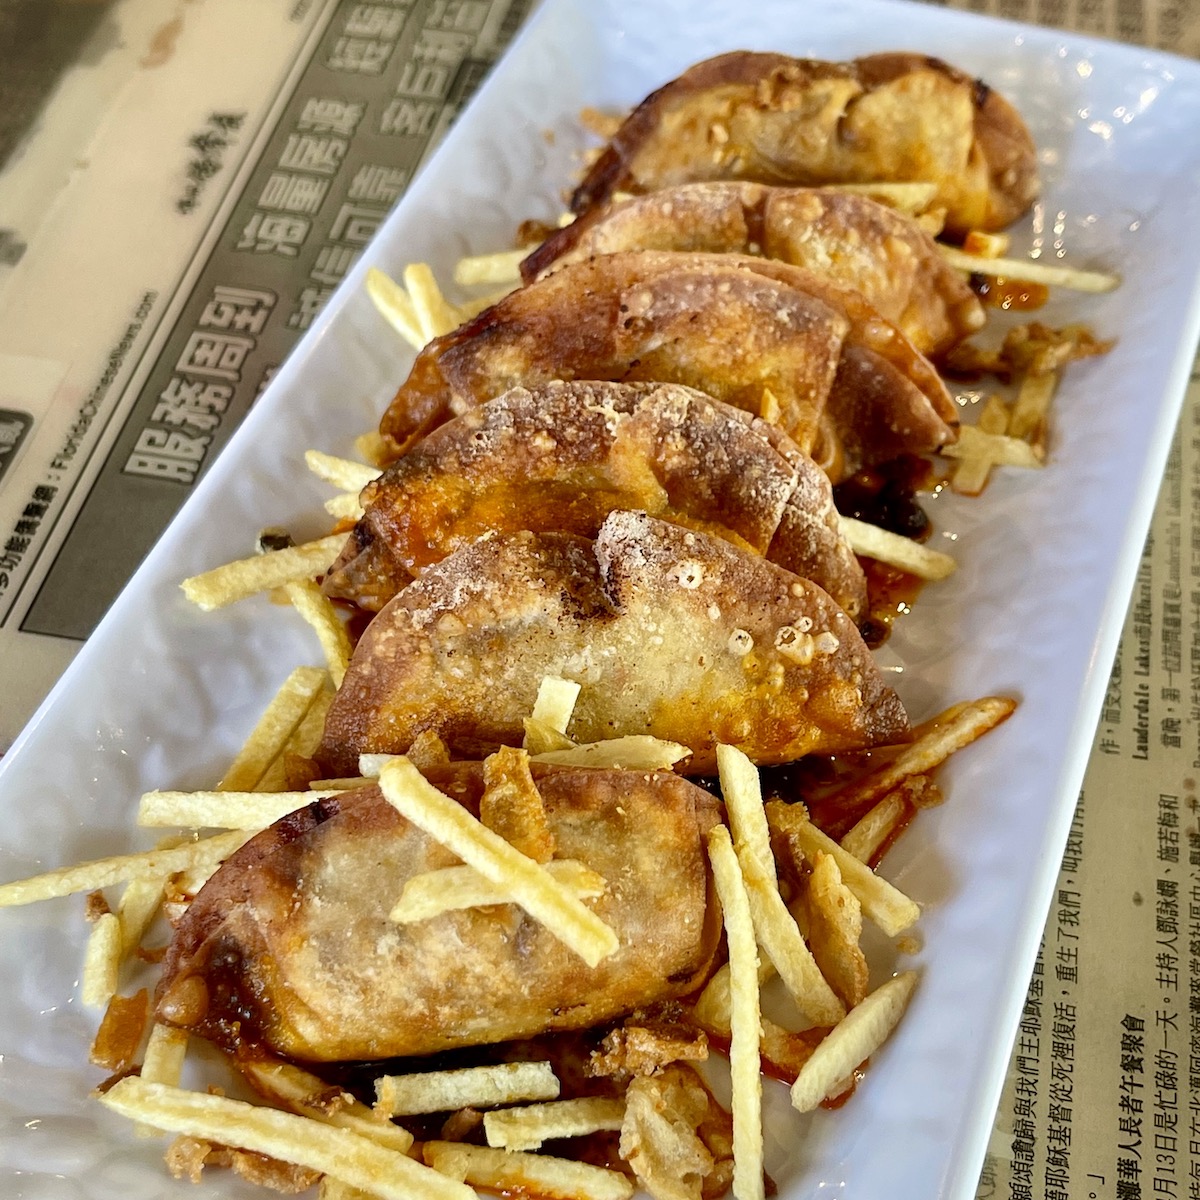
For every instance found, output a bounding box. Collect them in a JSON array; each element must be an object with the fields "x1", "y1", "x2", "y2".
[{"x1": 4, "y1": 3, "x2": 1200, "y2": 1199}]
